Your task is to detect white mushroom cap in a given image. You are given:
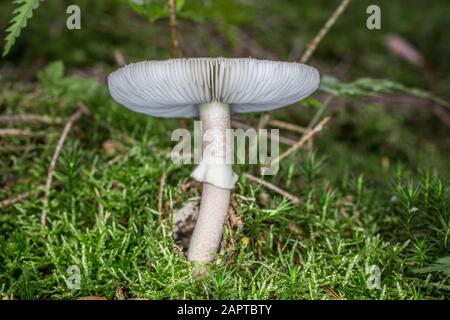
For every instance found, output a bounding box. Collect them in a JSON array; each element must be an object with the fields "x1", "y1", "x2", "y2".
[{"x1": 108, "y1": 57, "x2": 320, "y2": 117}]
